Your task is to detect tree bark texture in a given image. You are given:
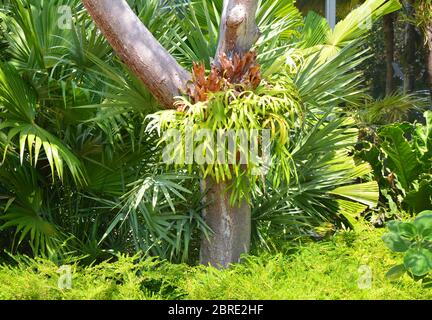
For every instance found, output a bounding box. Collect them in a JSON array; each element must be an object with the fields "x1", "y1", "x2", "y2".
[
  {"x1": 215, "y1": 0, "x2": 260, "y2": 64},
  {"x1": 426, "y1": 26, "x2": 432, "y2": 94},
  {"x1": 403, "y1": 0, "x2": 416, "y2": 93},
  {"x1": 200, "y1": 178, "x2": 251, "y2": 268},
  {"x1": 383, "y1": 13, "x2": 395, "y2": 95},
  {"x1": 82, "y1": 0, "x2": 191, "y2": 108}
]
